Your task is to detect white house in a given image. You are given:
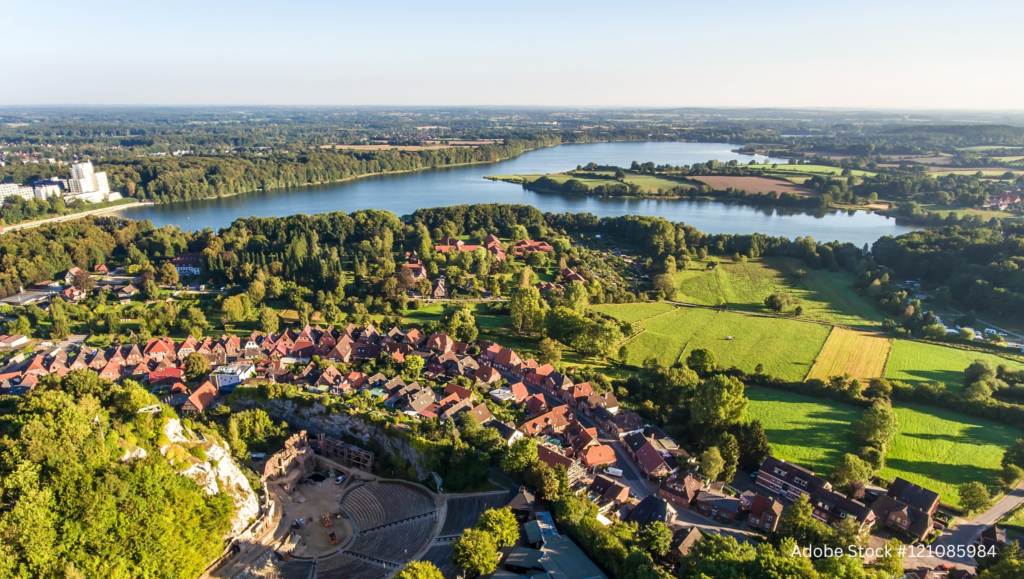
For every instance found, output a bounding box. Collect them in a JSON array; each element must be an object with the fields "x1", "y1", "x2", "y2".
[{"x1": 210, "y1": 362, "x2": 256, "y2": 391}]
